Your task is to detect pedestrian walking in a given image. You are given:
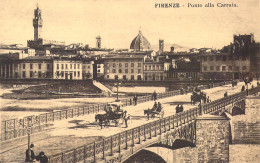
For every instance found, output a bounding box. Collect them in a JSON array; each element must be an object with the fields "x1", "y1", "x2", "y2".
[
  {"x1": 25, "y1": 144, "x2": 36, "y2": 162},
  {"x1": 176, "y1": 104, "x2": 180, "y2": 113},
  {"x1": 224, "y1": 91, "x2": 228, "y2": 97},
  {"x1": 179, "y1": 105, "x2": 184, "y2": 112}
]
